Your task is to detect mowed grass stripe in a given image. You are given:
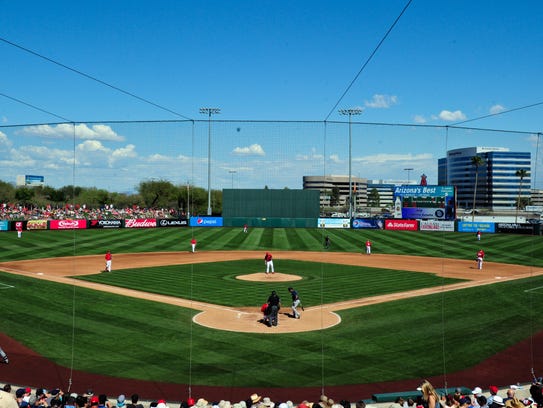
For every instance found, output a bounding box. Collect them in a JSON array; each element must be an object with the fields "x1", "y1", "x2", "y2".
[
  {"x1": 2, "y1": 270, "x2": 543, "y2": 386},
  {"x1": 76, "y1": 260, "x2": 463, "y2": 307}
]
